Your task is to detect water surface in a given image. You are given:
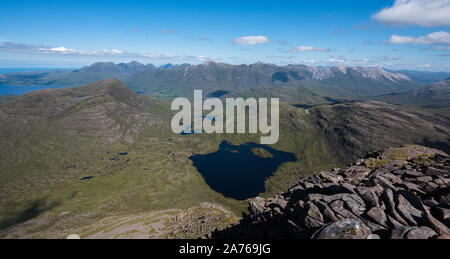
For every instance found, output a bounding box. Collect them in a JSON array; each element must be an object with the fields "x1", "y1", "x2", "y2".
[
  {"x1": 0, "y1": 85, "x2": 67, "y2": 96},
  {"x1": 190, "y1": 141, "x2": 297, "y2": 200},
  {"x1": 0, "y1": 68, "x2": 73, "y2": 74}
]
